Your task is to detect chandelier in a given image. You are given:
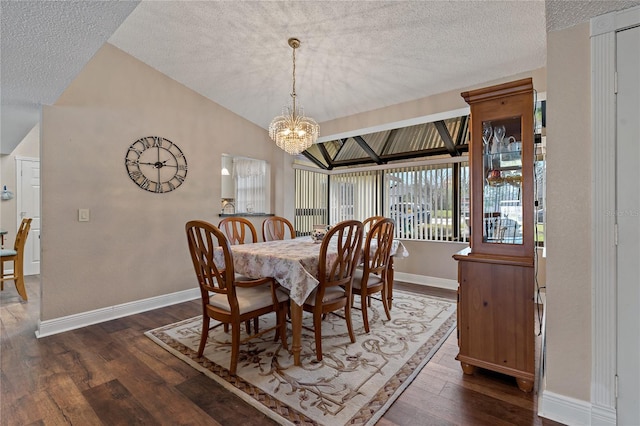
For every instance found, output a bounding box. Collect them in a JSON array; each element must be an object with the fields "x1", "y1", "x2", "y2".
[{"x1": 269, "y1": 38, "x2": 319, "y2": 155}]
